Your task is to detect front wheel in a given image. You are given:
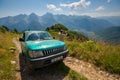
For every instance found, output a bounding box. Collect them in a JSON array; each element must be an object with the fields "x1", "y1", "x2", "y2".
[
  {"x1": 25, "y1": 58, "x2": 35, "y2": 75},
  {"x1": 21, "y1": 52, "x2": 34, "y2": 75}
]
